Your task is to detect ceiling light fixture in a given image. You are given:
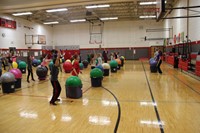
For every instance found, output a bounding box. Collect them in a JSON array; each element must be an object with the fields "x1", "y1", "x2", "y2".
[
  {"x1": 12, "y1": 12, "x2": 32, "y2": 16},
  {"x1": 139, "y1": 2, "x2": 157, "y2": 5},
  {"x1": 86, "y1": 4, "x2": 110, "y2": 9},
  {"x1": 139, "y1": 15, "x2": 156, "y2": 19},
  {"x1": 100, "y1": 17, "x2": 118, "y2": 21},
  {"x1": 70, "y1": 19, "x2": 86, "y2": 23},
  {"x1": 43, "y1": 21, "x2": 59, "y2": 24},
  {"x1": 46, "y1": 8, "x2": 68, "y2": 13}
]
